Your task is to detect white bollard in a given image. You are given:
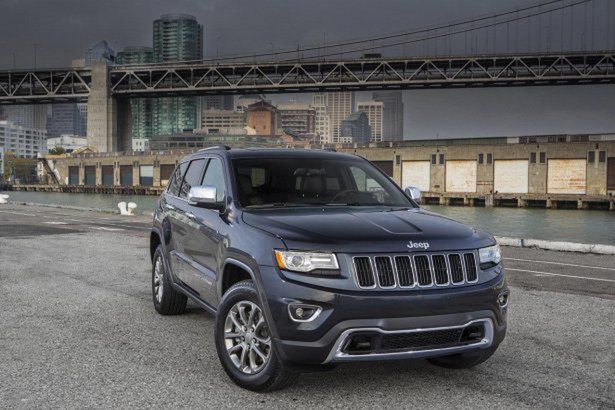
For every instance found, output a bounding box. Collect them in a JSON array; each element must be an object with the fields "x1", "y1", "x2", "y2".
[
  {"x1": 117, "y1": 201, "x2": 128, "y2": 215},
  {"x1": 127, "y1": 202, "x2": 137, "y2": 216},
  {"x1": 0, "y1": 194, "x2": 9, "y2": 204}
]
